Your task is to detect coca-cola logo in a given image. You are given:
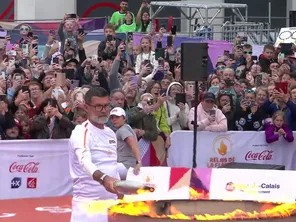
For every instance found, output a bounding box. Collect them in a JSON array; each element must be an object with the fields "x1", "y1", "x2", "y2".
[
  {"x1": 245, "y1": 150, "x2": 273, "y2": 161},
  {"x1": 9, "y1": 162, "x2": 40, "y2": 173}
]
